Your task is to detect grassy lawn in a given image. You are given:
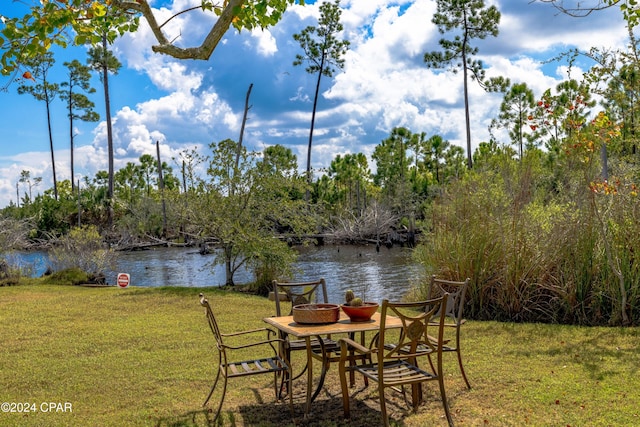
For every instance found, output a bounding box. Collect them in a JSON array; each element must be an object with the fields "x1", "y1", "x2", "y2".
[{"x1": 1, "y1": 285, "x2": 639, "y2": 426}]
